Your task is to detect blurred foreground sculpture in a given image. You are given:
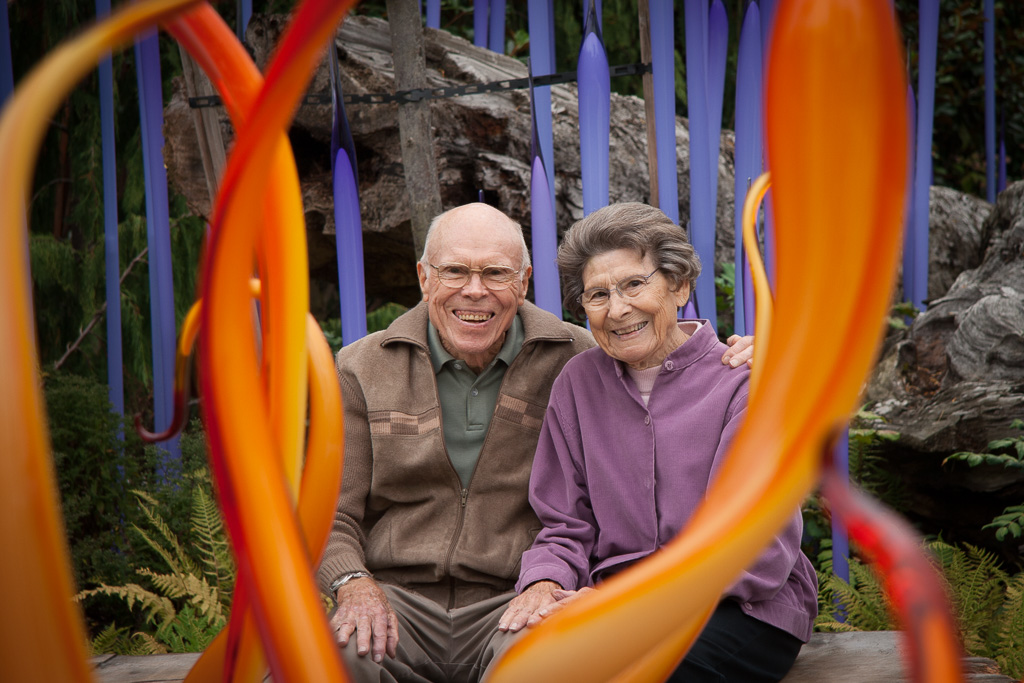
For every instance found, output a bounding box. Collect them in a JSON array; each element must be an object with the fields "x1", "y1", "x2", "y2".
[{"x1": 0, "y1": 1, "x2": 964, "y2": 682}]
